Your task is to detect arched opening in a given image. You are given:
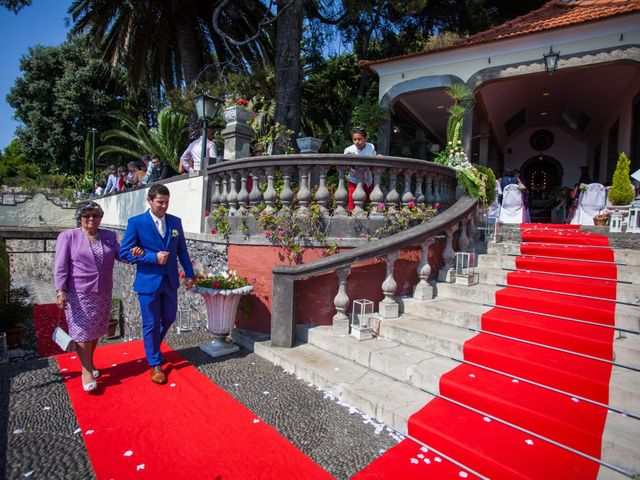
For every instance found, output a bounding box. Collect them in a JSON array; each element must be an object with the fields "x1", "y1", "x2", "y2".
[{"x1": 521, "y1": 155, "x2": 563, "y2": 223}]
